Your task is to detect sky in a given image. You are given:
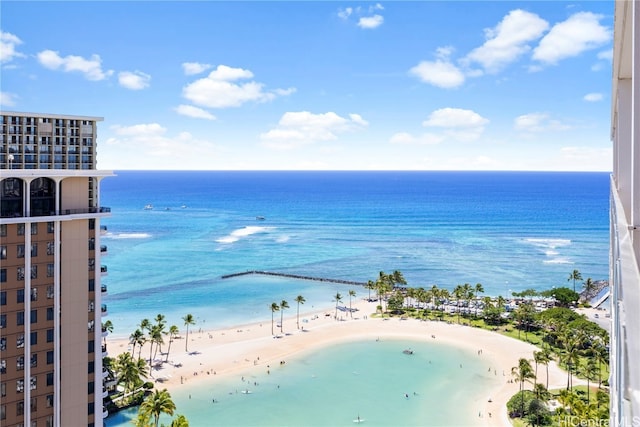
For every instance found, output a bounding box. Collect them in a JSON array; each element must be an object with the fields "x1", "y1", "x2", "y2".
[{"x1": 1, "y1": 1, "x2": 614, "y2": 171}]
